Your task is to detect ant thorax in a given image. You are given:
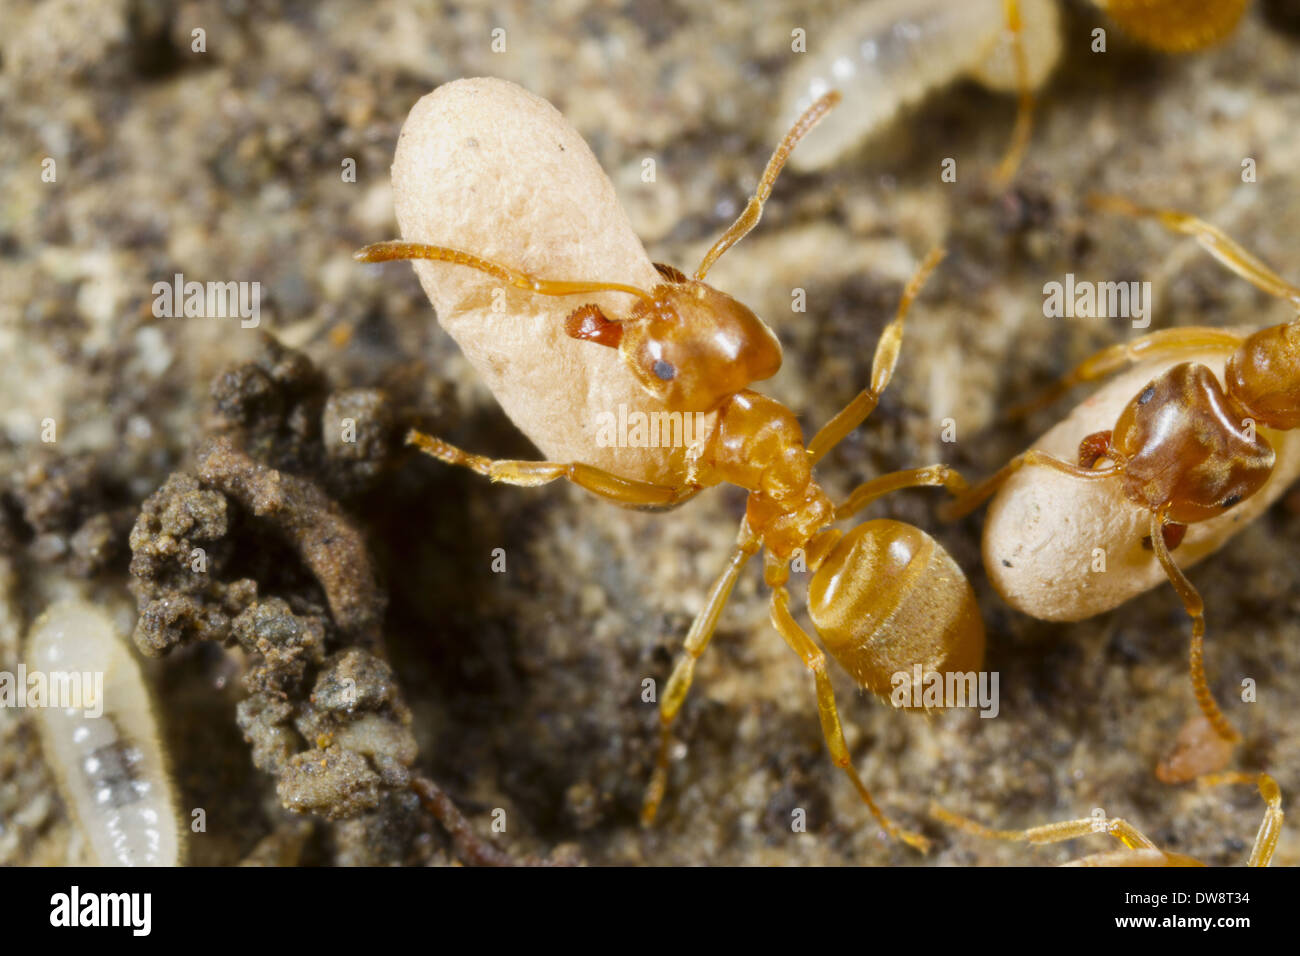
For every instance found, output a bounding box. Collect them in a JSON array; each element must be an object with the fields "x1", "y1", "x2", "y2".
[{"x1": 692, "y1": 389, "x2": 834, "y2": 558}]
